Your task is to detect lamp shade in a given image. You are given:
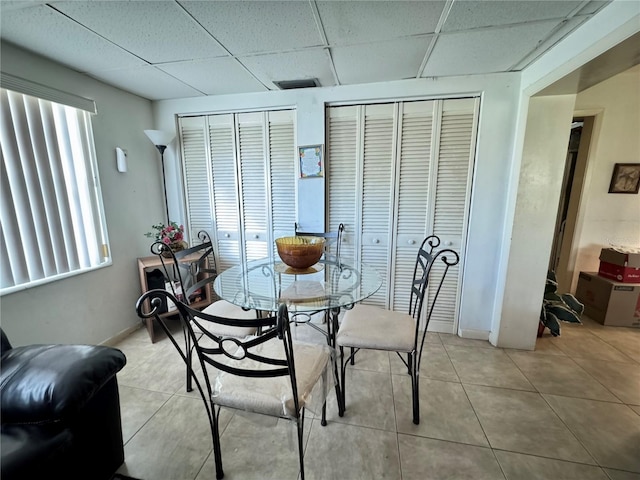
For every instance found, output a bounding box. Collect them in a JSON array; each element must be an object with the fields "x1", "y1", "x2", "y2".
[{"x1": 144, "y1": 129, "x2": 175, "y2": 147}]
